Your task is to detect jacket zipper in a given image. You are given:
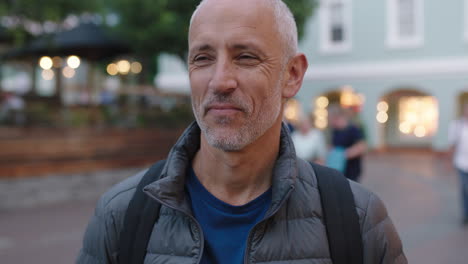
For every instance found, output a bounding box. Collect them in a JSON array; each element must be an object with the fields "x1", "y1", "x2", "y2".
[
  {"x1": 243, "y1": 186, "x2": 295, "y2": 264},
  {"x1": 145, "y1": 193, "x2": 205, "y2": 264}
]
